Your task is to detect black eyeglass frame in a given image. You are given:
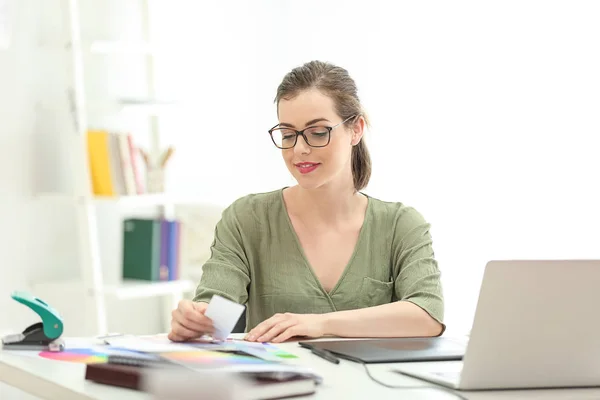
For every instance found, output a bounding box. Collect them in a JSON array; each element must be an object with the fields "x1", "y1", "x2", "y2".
[{"x1": 268, "y1": 115, "x2": 357, "y2": 149}]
